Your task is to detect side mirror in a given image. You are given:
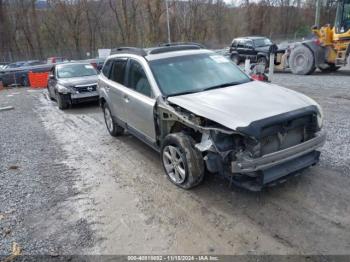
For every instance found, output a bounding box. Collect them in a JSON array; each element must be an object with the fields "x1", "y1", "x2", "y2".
[{"x1": 49, "y1": 74, "x2": 55, "y2": 79}]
